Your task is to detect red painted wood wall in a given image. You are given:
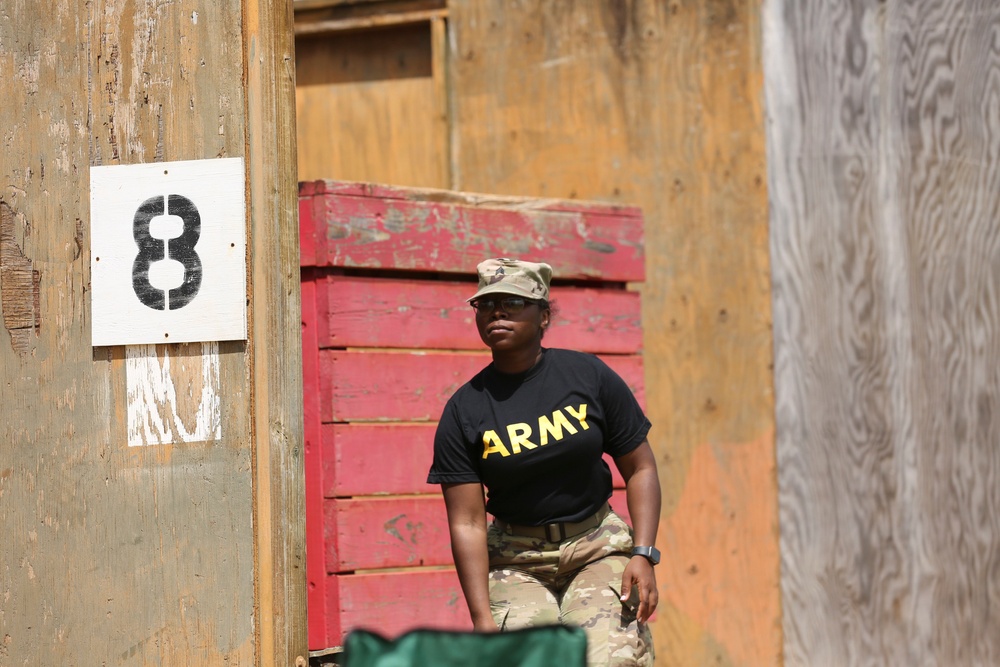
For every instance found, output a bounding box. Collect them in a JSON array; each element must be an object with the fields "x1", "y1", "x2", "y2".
[{"x1": 299, "y1": 180, "x2": 646, "y2": 649}]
